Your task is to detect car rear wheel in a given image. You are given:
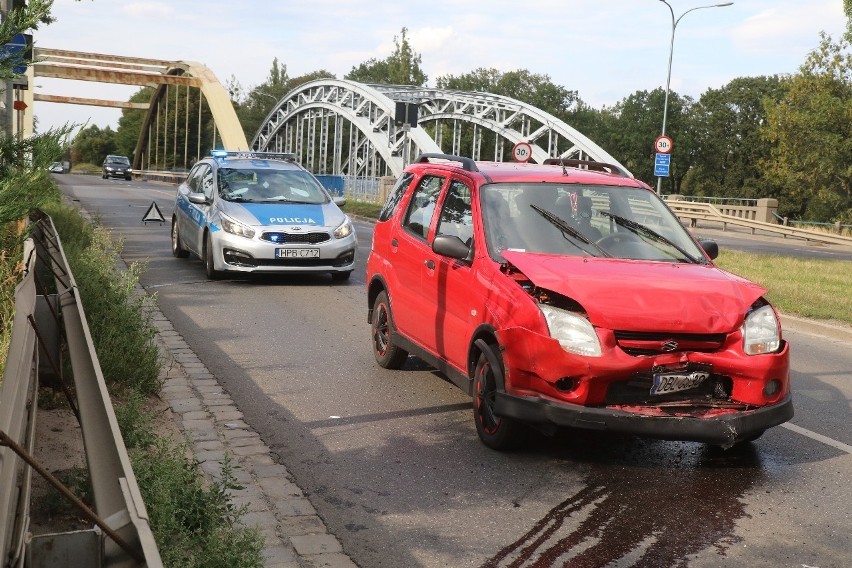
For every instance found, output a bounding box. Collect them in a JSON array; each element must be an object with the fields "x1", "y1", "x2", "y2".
[
  {"x1": 371, "y1": 291, "x2": 408, "y2": 369},
  {"x1": 204, "y1": 234, "x2": 222, "y2": 280},
  {"x1": 473, "y1": 346, "x2": 524, "y2": 451},
  {"x1": 171, "y1": 218, "x2": 189, "y2": 258}
]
